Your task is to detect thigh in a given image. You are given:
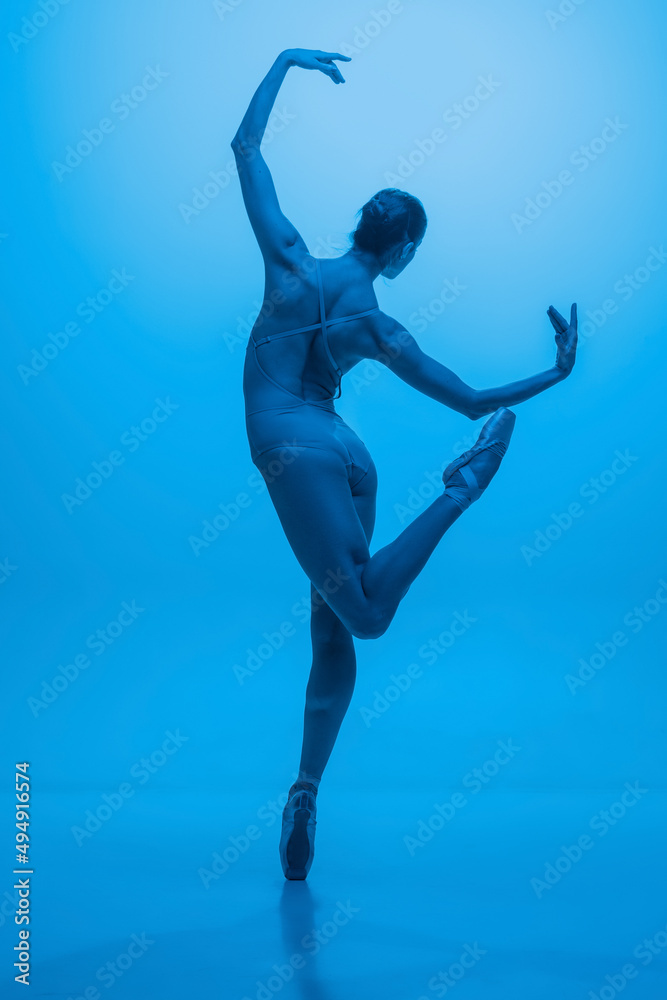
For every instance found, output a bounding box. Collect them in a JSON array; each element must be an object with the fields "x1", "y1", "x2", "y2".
[
  {"x1": 258, "y1": 444, "x2": 375, "y2": 621},
  {"x1": 309, "y1": 461, "x2": 377, "y2": 643},
  {"x1": 334, "y1": 414, "x2": 375, "y2": 492},
  {"x1": 351, "y1": 455, "x2": 377, "y2": 543}
]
